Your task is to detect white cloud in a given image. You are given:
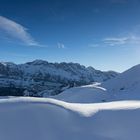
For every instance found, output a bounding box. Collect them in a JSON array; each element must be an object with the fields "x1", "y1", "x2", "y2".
[
  {"x1": 89, "y1": 35, "x2": 140, "y2": 48},
  {"x1": 57, "y1": 42, "x2": 65, "y2": 49},
  {"x1": 103, "y1": 37, "x2": 128, "y2": 46},
  {"x1": 0, "y1": 16, "x2": 41, "y2": 46},
  {"x1": 103, "y1": 35, "x2": 140, "y2": 46}
]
